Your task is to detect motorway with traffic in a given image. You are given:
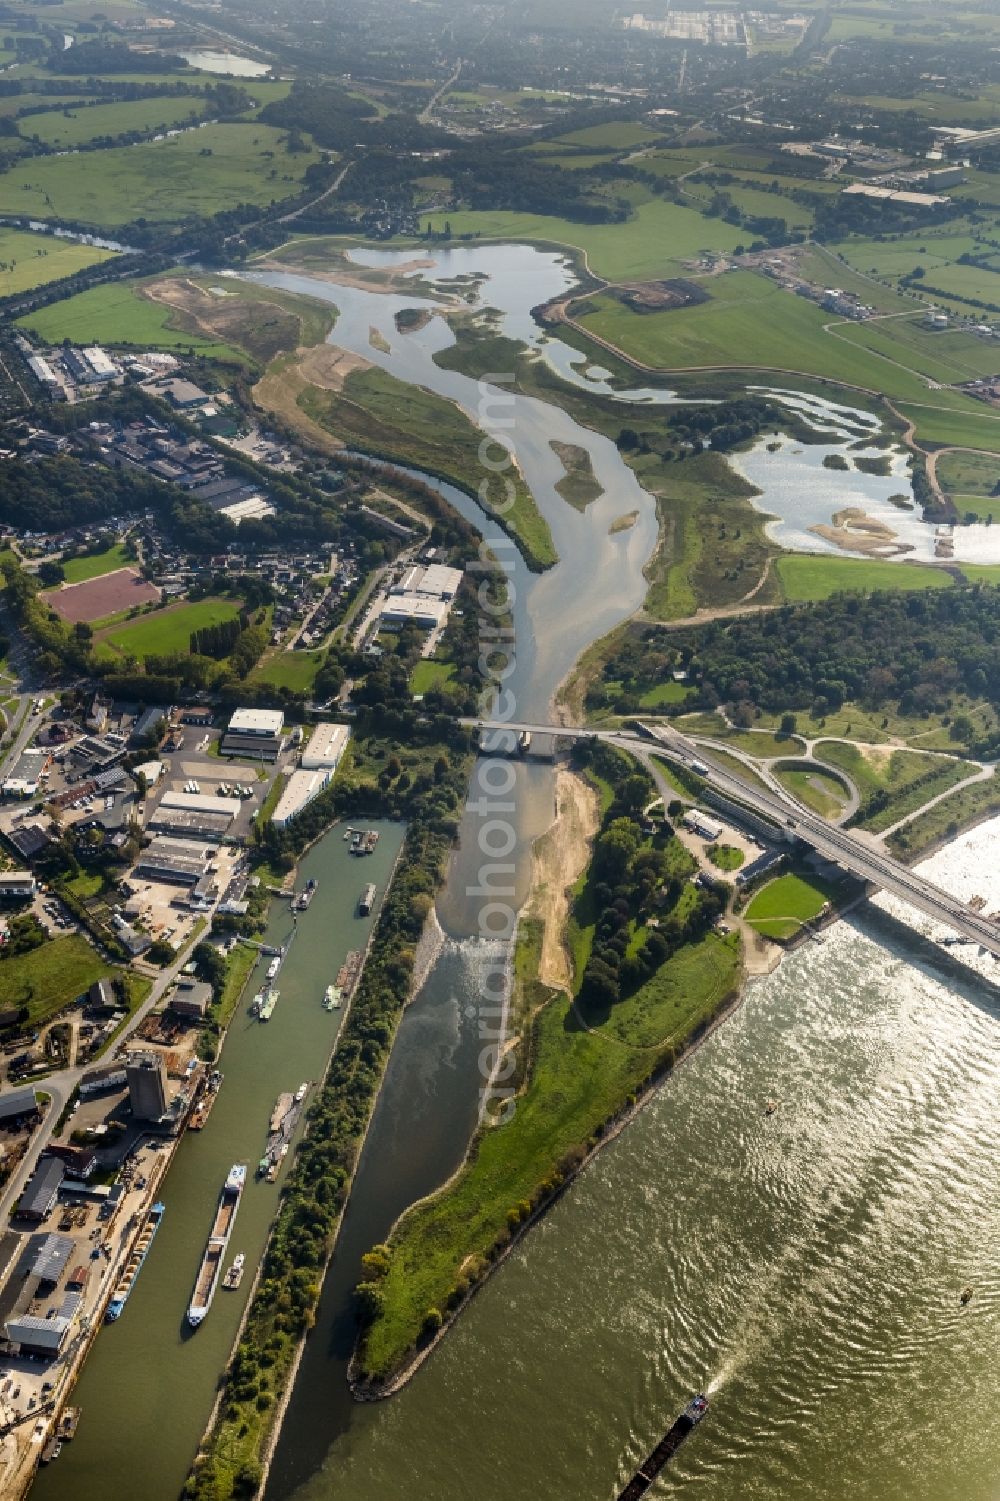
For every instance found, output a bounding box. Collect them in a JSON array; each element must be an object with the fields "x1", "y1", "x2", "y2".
[{"x1": 471, "y1": 717, "x2": 1000, "y2": 959}]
